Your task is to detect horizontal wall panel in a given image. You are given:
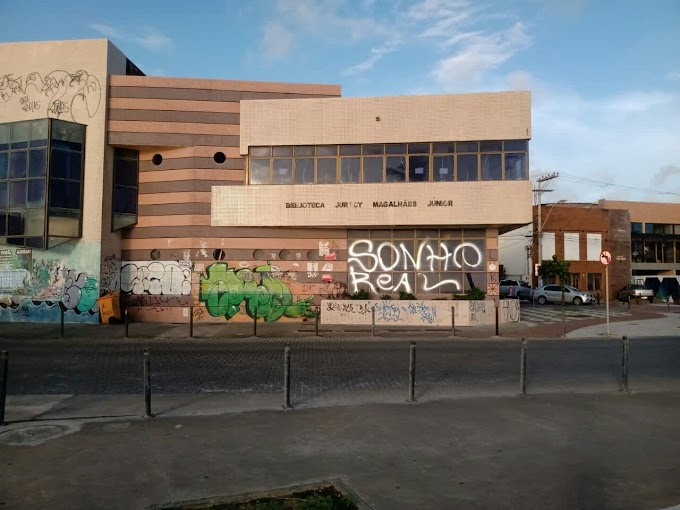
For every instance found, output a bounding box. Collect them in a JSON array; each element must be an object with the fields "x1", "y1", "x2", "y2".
[
  {"x1": 135, "y1": 215, "x2": 212, "y2": 227},
  {"x1": 108, "y1": 120, "x2": 240, "y2": 136},
  {"x1": 124, "y1": 225, "x2": 349, "y2": 239},
  {"x1": 138, "y1": 203, "x2": 211, "y2": 216},
  {"x1": 139, "y1": 146, "x2": 242, "y2": 160},
  {"x1": 121, "y1": 250, "x2": 348, "y2": 266},
  {"x1": 138, "y1": 192, "x2": 212, "y2": 205},
  {"x1": 122, "y1": 237, "x2": 349, "y2": 250},
  {"x1": 110, "y1": 75, "x2": 341, "y2": 96},
  {"x1": 139, "y1": 169, "x2": 245, "y2": 183},
  {"x1": 108, "y1": 132, "x2": 239, "y2": 147},
  {"x1": 110, "y1": 86, "x2": 335, "y2": 103},
  {"x1": 140, "y1": 156, "x2": 244, "y2": 172},
  {"x1": 110, "y1": 97, "x2": 241, "y2": 113},
  {"x1": 139, "y1": 180, "x2": 234, "y2": 194},
  {"x1": 109, "y1": 109, "x2": 240, "y2": 124}
]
